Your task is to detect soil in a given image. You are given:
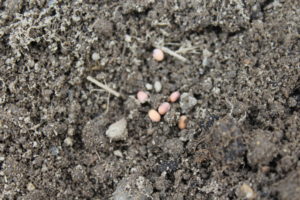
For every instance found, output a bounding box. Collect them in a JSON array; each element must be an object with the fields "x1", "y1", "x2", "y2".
[{"x1": 0, "y1": 0, "x2": 300, "y2": 199}]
